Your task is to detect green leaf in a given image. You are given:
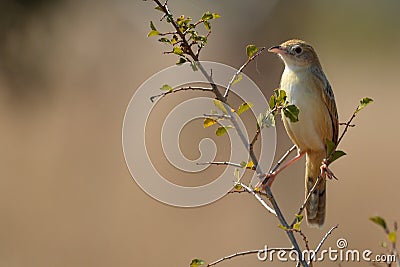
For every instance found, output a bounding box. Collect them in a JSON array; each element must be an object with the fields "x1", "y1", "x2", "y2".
[
  {"x1": 326, "y1": 139, "x2": 336, "y2": 158},
  {"x1": 293, "y1": 224, "x2": 301, "y2": 231},
  {"x1": 257, "y1": 112, "x2": 275, "y2": 129},
  {"x1": 269, "y1": 94, "x2": 276, "y2": 109},
  {"x1": 147, "y1": 30, "x2": 160, "y2": 37},
  {"x1": 160, "y1": 84, "x2": 172, "y2": 92},
  {"x1": 278, "y1": 224, "x2": 288, "y2": 231},
  {"x1": 264, "y1": 112, "x2": 275, "y2": 128},
  {"x1": 329, "y1": 150, "x2": 346, "y2": 164},
  {"x1": 201, "y1": 11, "x2": 213, "y2": 21},
  {"x1": 283, "y1": 104, "x2": 299, "y2": 123},
  {"x1": 190, "y1": 259, "x2": 205, "y2": 267},
  {"x1": 171, "y1": 35, "x2": 178, "y2": 45},
  {"x1": 173, "y1": 46, "x2": 184, "y2": 56},
  {"x1": 234, "y1": 183, "x2": 243, "y2": 190},
  {"x1": 158, "y1": 37, "x2": 170, "y2": 43},
  {"x1": 370, "y1": 216, "x2": 388, "y2": 231},
  {"x1": 203, "y1": 21, "x2": 211, "y2": 31},
  {"x1": 212, "y1": 13, "x2": 221, "y2": 19},
  {"x1": 213, "y1": 99, "x2": 228, "y2": 114},
  {"x1": 216, "y1": 126, "x2": 233, "y2": 136},
  {"x1": 295, "y1": 214, "x2": 304, "y2": 223},
  {"x1": 237, "y1": 102, "x2": 253, "y2": 115},
  {"x1": 276, "y1": 89, "x2": 287, "y2": 105},
  {"x1": 203, "y1": 118, "x2": 217, "y2": 128},
  {"x1": 191, "y1": 35, "x2": 207, "y2": 43},
  {"x1": 176, "y1": 57, "x2": 186, "y2": 65},
  {"x1": 257, "y1": 113, "x2": 265, "y2": 129},
  {"x1": 388, "y1": 231, "x2": 397, "y2": 243},
  {"x1": 246, "y1": 161, "x2": 254, "y2": 169},
  {"x1": 231, "y1": 74, "x2": 242, "y2": 86},
  {"x1": 150, "y1": 21, "x2": 157, "y2": 31},
  {"x1": 201, "y1": 11, "x2": 220, "y2": 21},
  {"x1": 356, "y1": 97, "x2": 373, "y2": 113},
  {"x1": 246, "y1": 44, "x2": 258, "y2": 58},
  {"x1": 292, "y1": 214, "x2": 303, "y2": 231}
]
